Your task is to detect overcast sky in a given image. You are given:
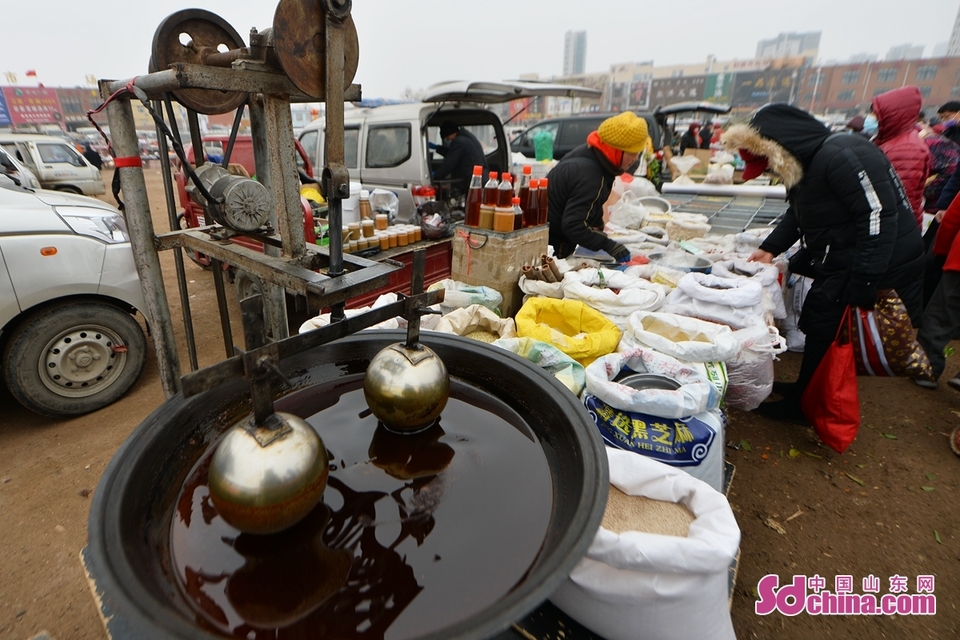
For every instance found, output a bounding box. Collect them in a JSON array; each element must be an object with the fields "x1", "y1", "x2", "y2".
[{"x1": 1, "y1": 0, "x2": 955, "y2": 99}]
